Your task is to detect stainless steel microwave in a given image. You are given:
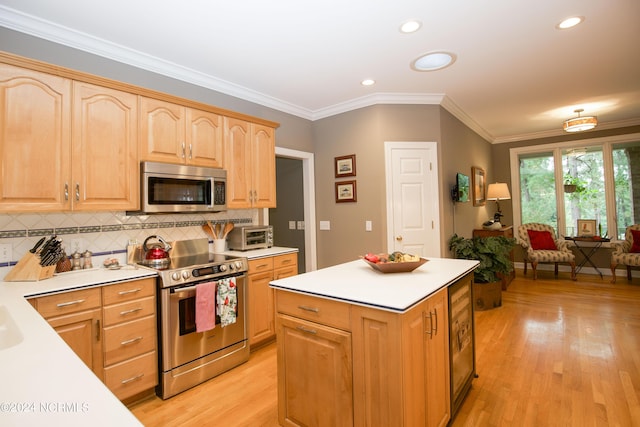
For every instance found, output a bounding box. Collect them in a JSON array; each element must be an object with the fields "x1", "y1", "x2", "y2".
[
  {"x1": 227, "y1": 225, "x2": 273, "y2": 251},
  {"x1": 133, "y1": 161, "x2": 226, "y2": 214}
]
